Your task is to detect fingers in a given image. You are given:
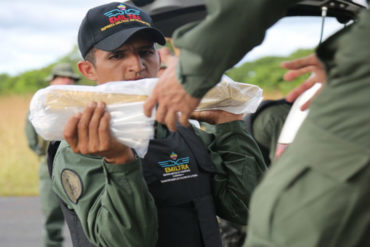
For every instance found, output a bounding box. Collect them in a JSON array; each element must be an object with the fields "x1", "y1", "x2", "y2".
[
  {"x1": 156, "y1": 105, "x2": 191, "y2": 132},
  {"x1": 98, "y1": 112, "x2": 111, "y2": 151},
  {"x1": 189, "y1": 112, "x2": 202, "y2": 122},
  {"x1": 155, "y1": 103, "x2": 167, "y2": 125},
  {"x1": 191, "y1": 110, "x2": 242, "y2": 125},
  {"x1": 77, "y1": 102, "x2": 96, "y2": 153},
  {"x1": 165, "y1": 110, "x2": 179, "y2": 132},
  {"x1": 179, "y1": 97, "x2": 200, "y2": 127},
  {"x1": 89, "y1": 102, "x2": 106, "y2": 151},
  {"x1": 64, "y1": 101, "x2": 111, "y2": 155},
  {"x1": 300, "y1": 87, "x2": 322, "y2": 111},
  {"x1": 300, "y1": 98, "x2": 312, "y2": 111},
  {"x1": 285, "y1": 79, "x2": 315, "y2": 102},
  {"x1": 283, "y1": 65, "x2": 316, "y2": 81},
  {"x1": 281, "y1": 54, "x2": 317, "y2": 70},
  {"x1": 145, "y1": 64, "x2": 200, "y2": 132},
  {"x1": 143, "y1": 92, "x2": 157, "y2": 117},
  {"x1": 64, "y1": 112, "x2": 81, "y2": 152},
  {"x1": 189, "y1": 111, "x2": 211, "y2": 124}
]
